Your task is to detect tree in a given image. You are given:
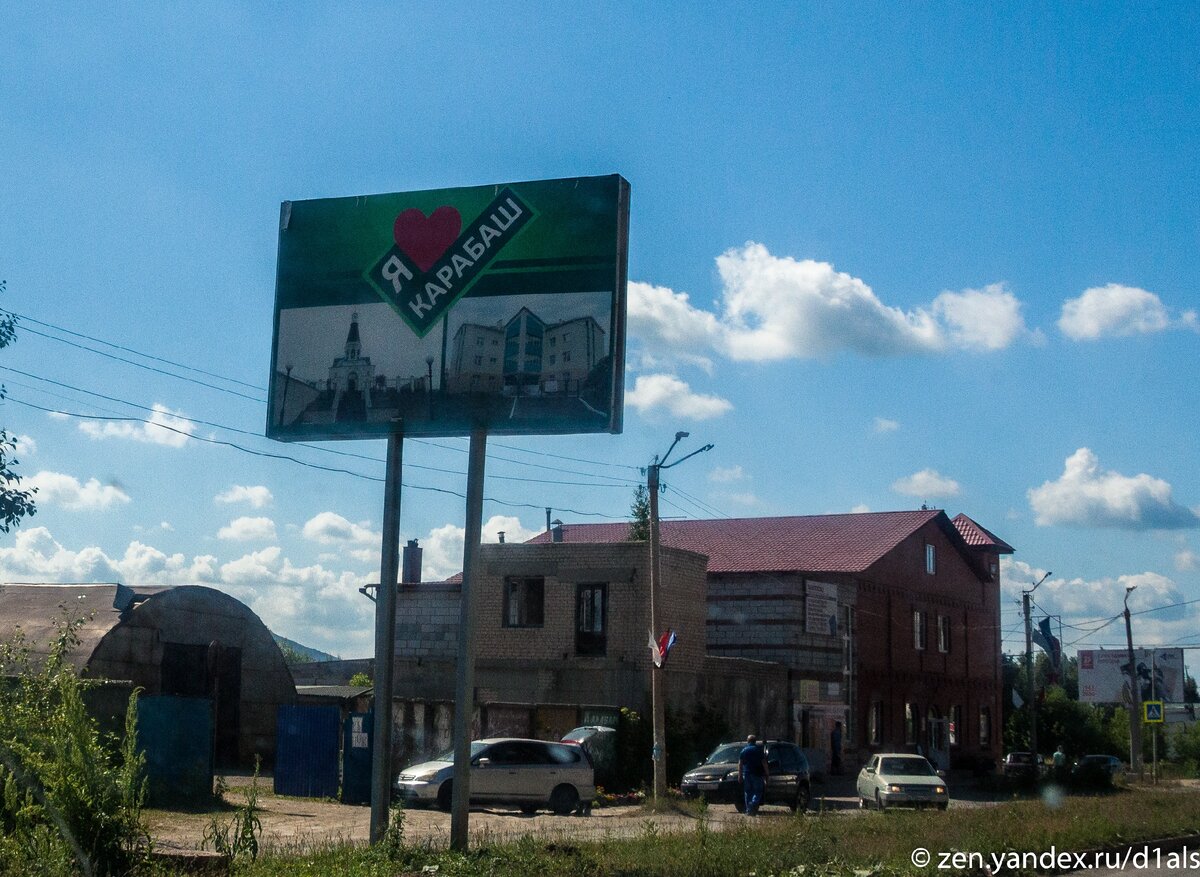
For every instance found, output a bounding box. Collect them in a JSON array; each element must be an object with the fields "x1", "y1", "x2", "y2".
[
  {"x1": 628, "y1": 484, "x2": 650, "y2": 541},
  {"x1": 0, "y1": 283, "x2": 37, "y2": 533}
]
